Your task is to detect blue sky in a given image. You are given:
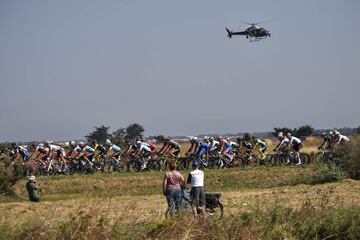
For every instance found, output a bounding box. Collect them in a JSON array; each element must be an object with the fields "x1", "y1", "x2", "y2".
[{"x1": 0, "y1": 0, "x2": 359, "y2": 141}]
